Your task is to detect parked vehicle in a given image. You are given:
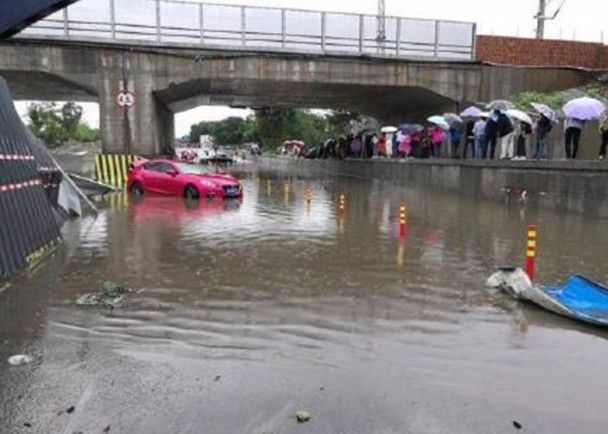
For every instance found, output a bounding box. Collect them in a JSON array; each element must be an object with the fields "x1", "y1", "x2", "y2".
[{"x1": 127, "y1": 159, "x2": 242, "y2": 200}]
